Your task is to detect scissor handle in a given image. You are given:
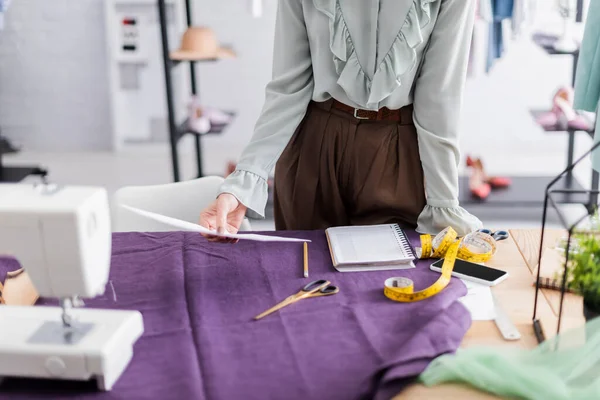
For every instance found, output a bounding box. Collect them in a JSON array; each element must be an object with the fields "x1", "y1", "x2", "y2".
[
  {"x1": 306, "y1": 284, "x2": 339, "y2": 298},
  {"x1": 299, "y1": 280, "x2": 334, "y2": 300},
  {"x1": 302, "y1": 279, "x2": 330, "y2": 292},
  {"x1": 320, "y1": 285, "x2": 338, "y2": 294},
  {"x1": 478, "y1": 229, "x2": 509, "y2": 241},
  {"x1": 492, "y1": 230, "x2": 509, "y2": 240}
]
